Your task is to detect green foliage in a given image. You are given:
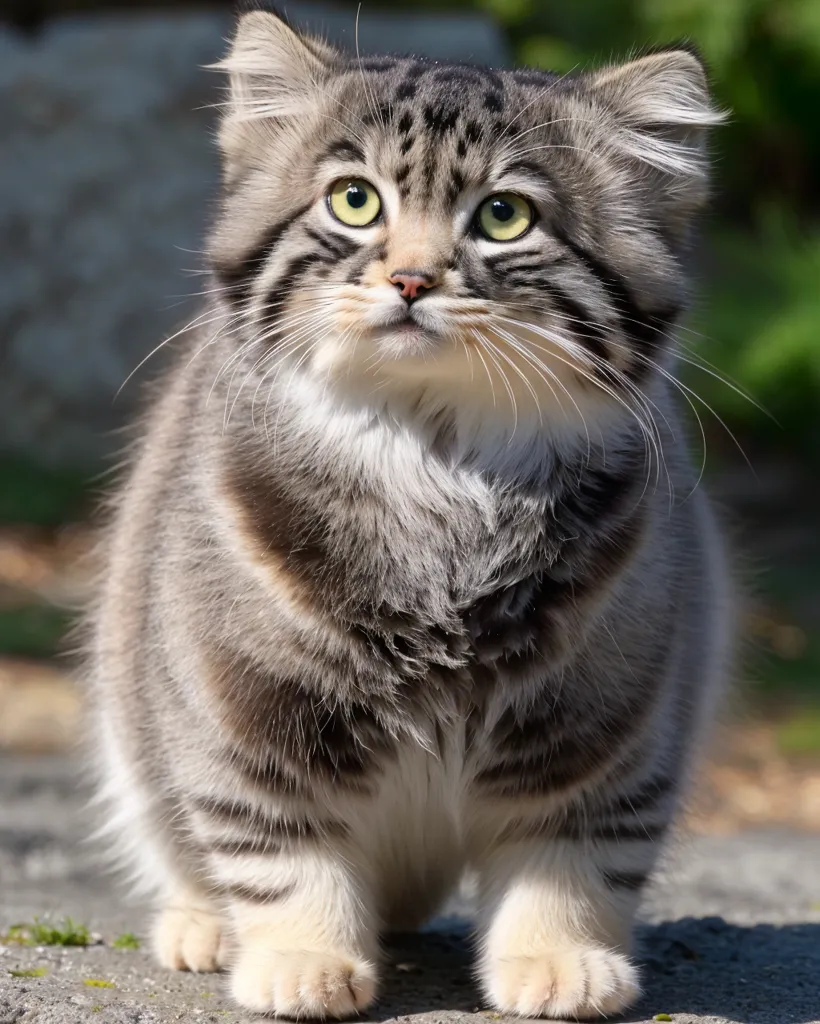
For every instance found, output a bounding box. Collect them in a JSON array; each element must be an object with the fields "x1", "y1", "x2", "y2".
[
  {"x1": 83, "y1": 978, "x2": 116, "y2": 989},
  {"x1": 1, "y1": 917, "x2": 91, "y2": 947},
  {"x1": 0, "y1": 605, "x2": 72, "y2": 659},
  {"x1": 0, "y1": 456, "x2": 92, "y2": 526},
  {"x1": 8, "y1": 967, "x2": 48, "y2": 978},
  {"x1": 112, "y1": 932, "x2": 141, "y2": 950},
  {"x1": 777, "y1": 706, "x2": 820, "y2": 754}
]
